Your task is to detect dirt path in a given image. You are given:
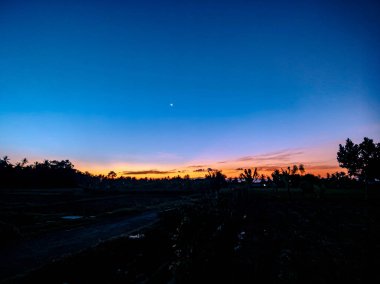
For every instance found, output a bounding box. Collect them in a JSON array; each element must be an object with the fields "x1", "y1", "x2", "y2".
[{"x1": 0, "y1": 210, "x2": 159, "y2": 281}]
